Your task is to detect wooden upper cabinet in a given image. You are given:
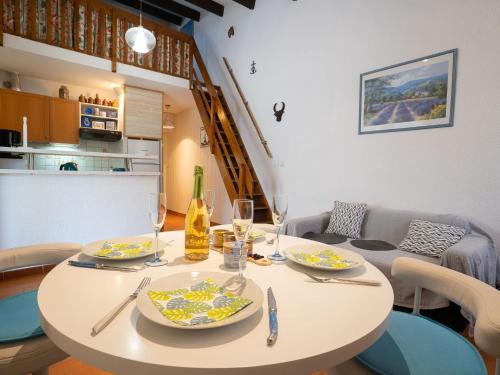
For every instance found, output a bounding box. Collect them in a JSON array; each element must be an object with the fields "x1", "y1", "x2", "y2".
[
  {"x1": 124, "y1": 86, "x2": 163, "y2": 139},
  {"x1": 49, "y1": 98, "x2": 79, "y2": 144},
  {"x1": 0, "y1": 88, "x2": 50, "y2": 143}
]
